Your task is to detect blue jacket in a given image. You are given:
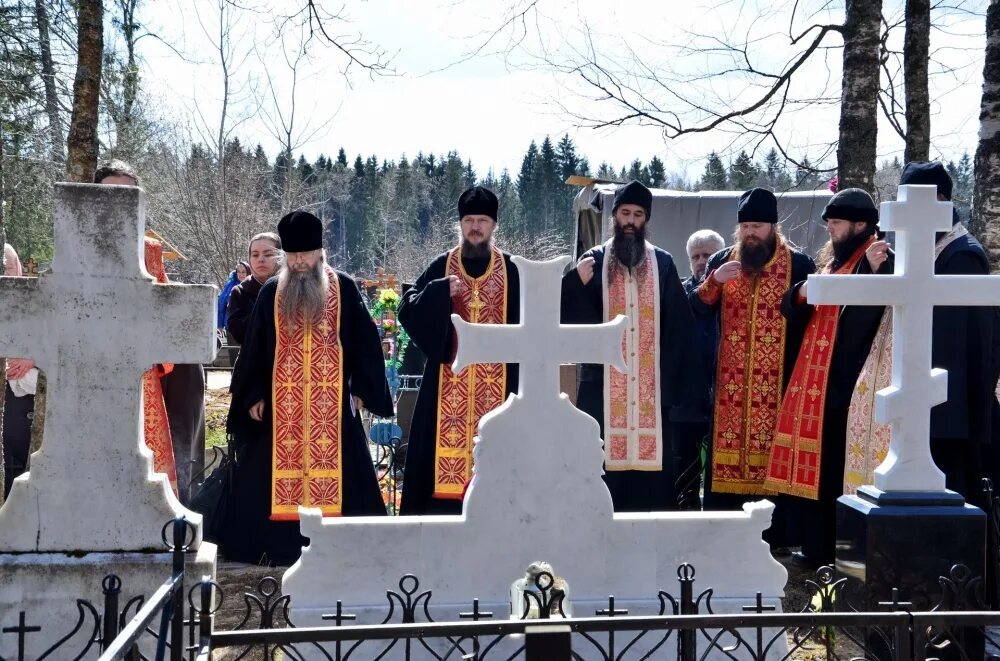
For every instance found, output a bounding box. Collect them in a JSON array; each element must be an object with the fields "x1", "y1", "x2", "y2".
[{"x1": 217, "y1": 271, "x2": 240, "y2": 328}]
